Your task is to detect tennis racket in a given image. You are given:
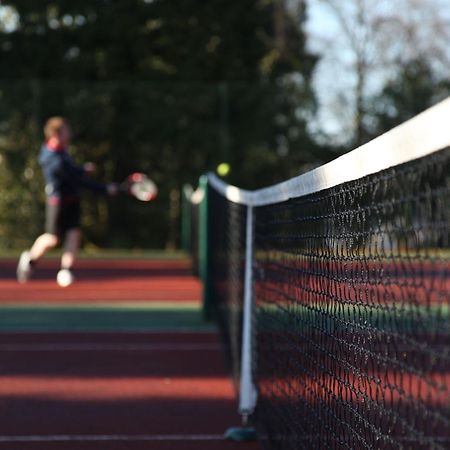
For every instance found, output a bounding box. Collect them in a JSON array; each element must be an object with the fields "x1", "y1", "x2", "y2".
[{"x1": 120, "y1": 172, "x2": 158, "y2": 202}]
